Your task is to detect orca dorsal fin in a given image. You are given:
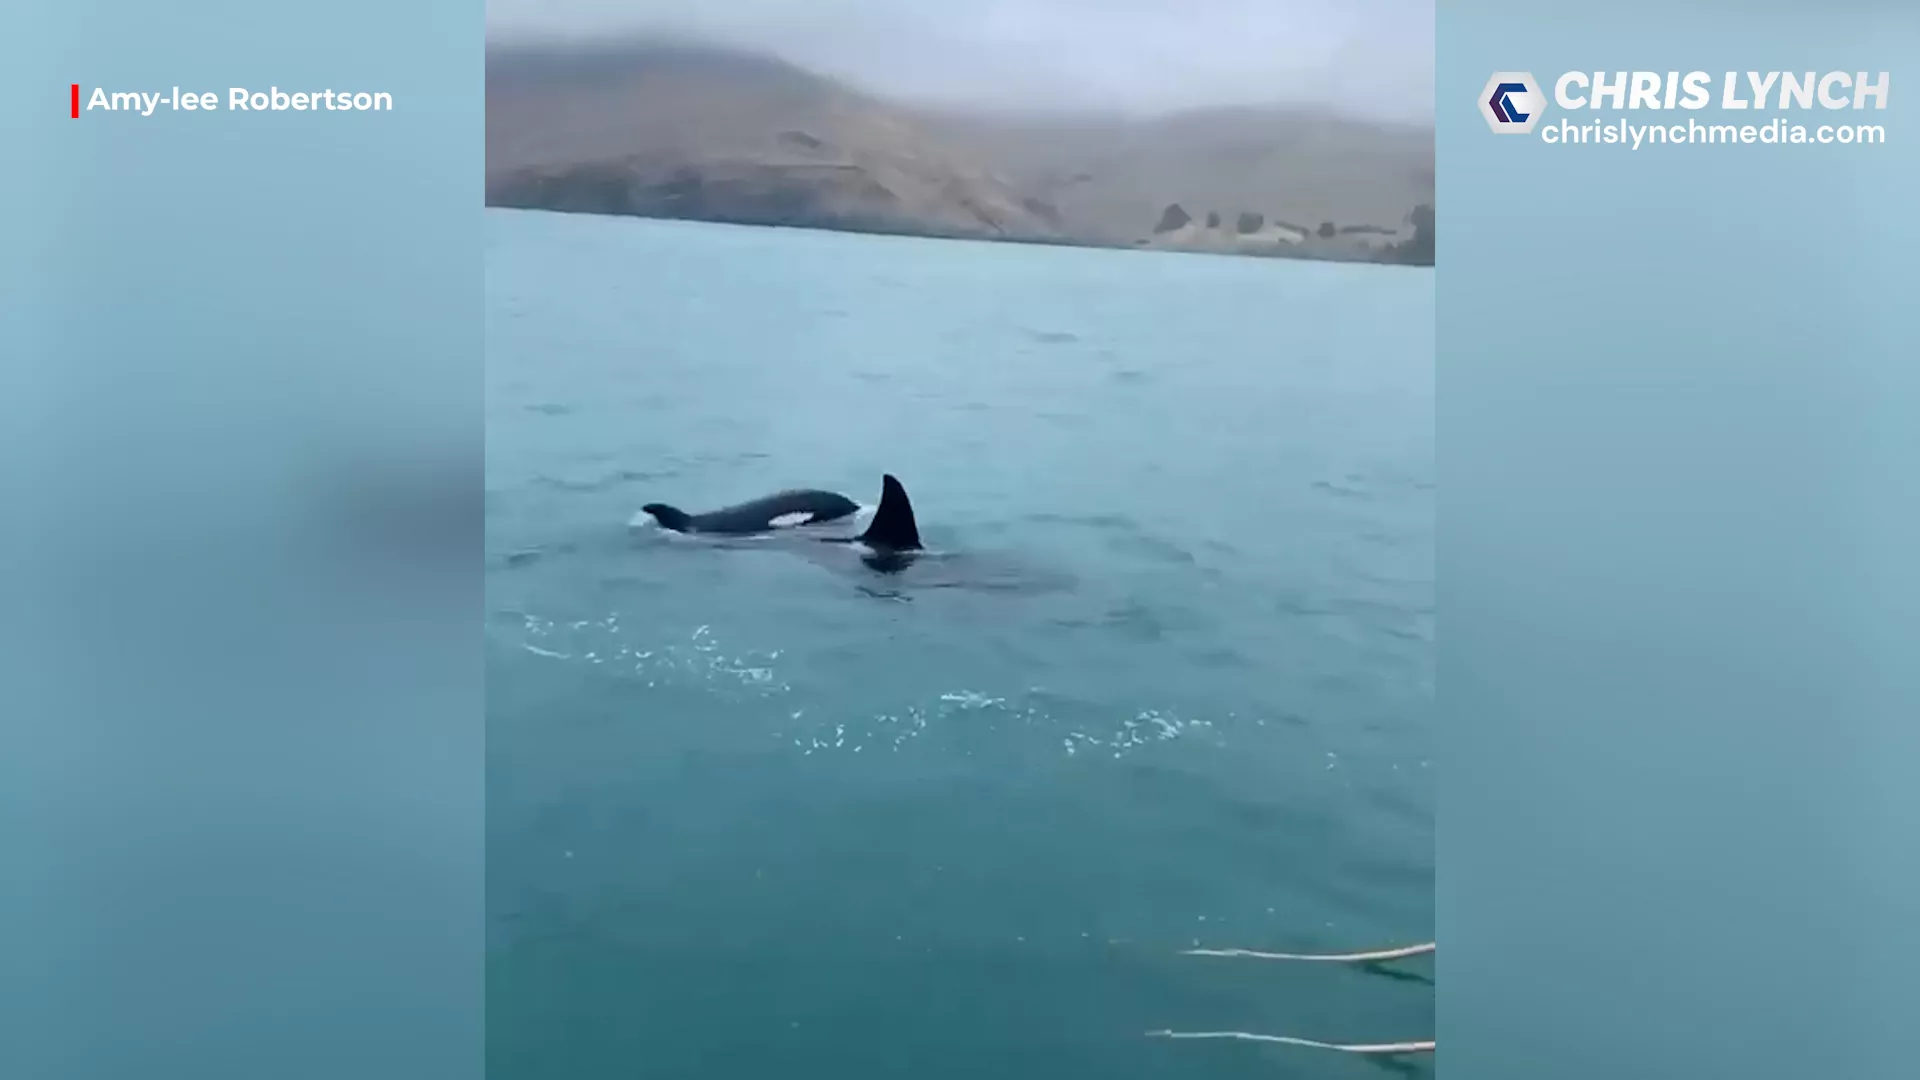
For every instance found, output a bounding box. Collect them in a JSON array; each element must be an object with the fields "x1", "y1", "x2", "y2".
[{"x1": 860, "y1": 474, "x2": 922, "y2": 551}]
